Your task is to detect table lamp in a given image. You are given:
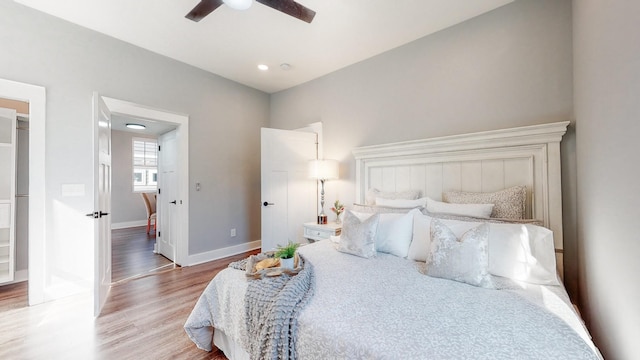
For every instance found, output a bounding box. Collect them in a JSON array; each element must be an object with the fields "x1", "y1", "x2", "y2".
[{"x1": 308, "y1": 159, "x2": 339, "y2": 224}]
